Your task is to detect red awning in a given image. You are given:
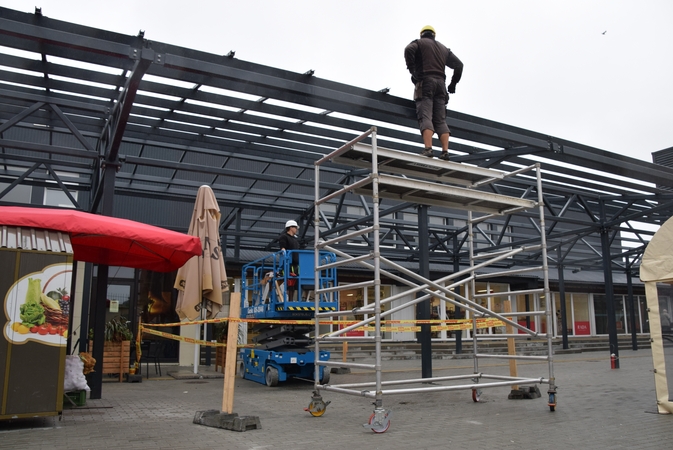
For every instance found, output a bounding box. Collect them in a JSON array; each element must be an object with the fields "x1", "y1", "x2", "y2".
[{"x1": 0, "y1": 206, "x2": 202, "y2": 272}]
